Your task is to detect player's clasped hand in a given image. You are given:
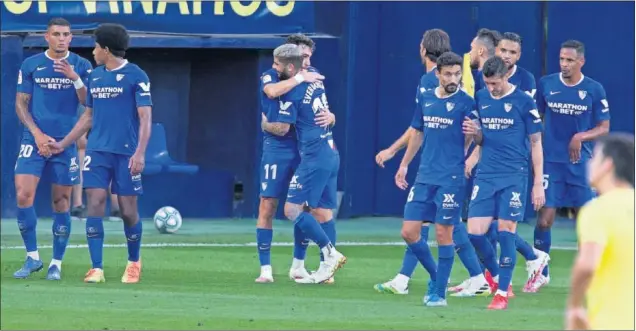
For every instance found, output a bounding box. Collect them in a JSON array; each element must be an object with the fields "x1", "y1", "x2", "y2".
[
  {"x1": 462, "y1": 116, "x2": 480, "y2": 136},
  {"x1": 35, "y1": 132, "x2": 55, "y2": 158},
  {"x1": 569, "y1": 133, "x2": 583, "y2": 163},
  {"x1": 53, "y1": 59, "x2": 80, "y2": 81},
  {"x1": 129, "y1": 152, "x2": 145, "y2": 175},
  {"x1": 532, "y1": 182, "x2": 546, "y2": 210},
  {"x1": 45, "y1": 140, "x2": 65, "y2": 155},
  {"x1": 394, "y1": 166, "x2": 409, "y2": 190},
  {"x1": 314, "y1": 109, "x2": 335, "y2": 128}
]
